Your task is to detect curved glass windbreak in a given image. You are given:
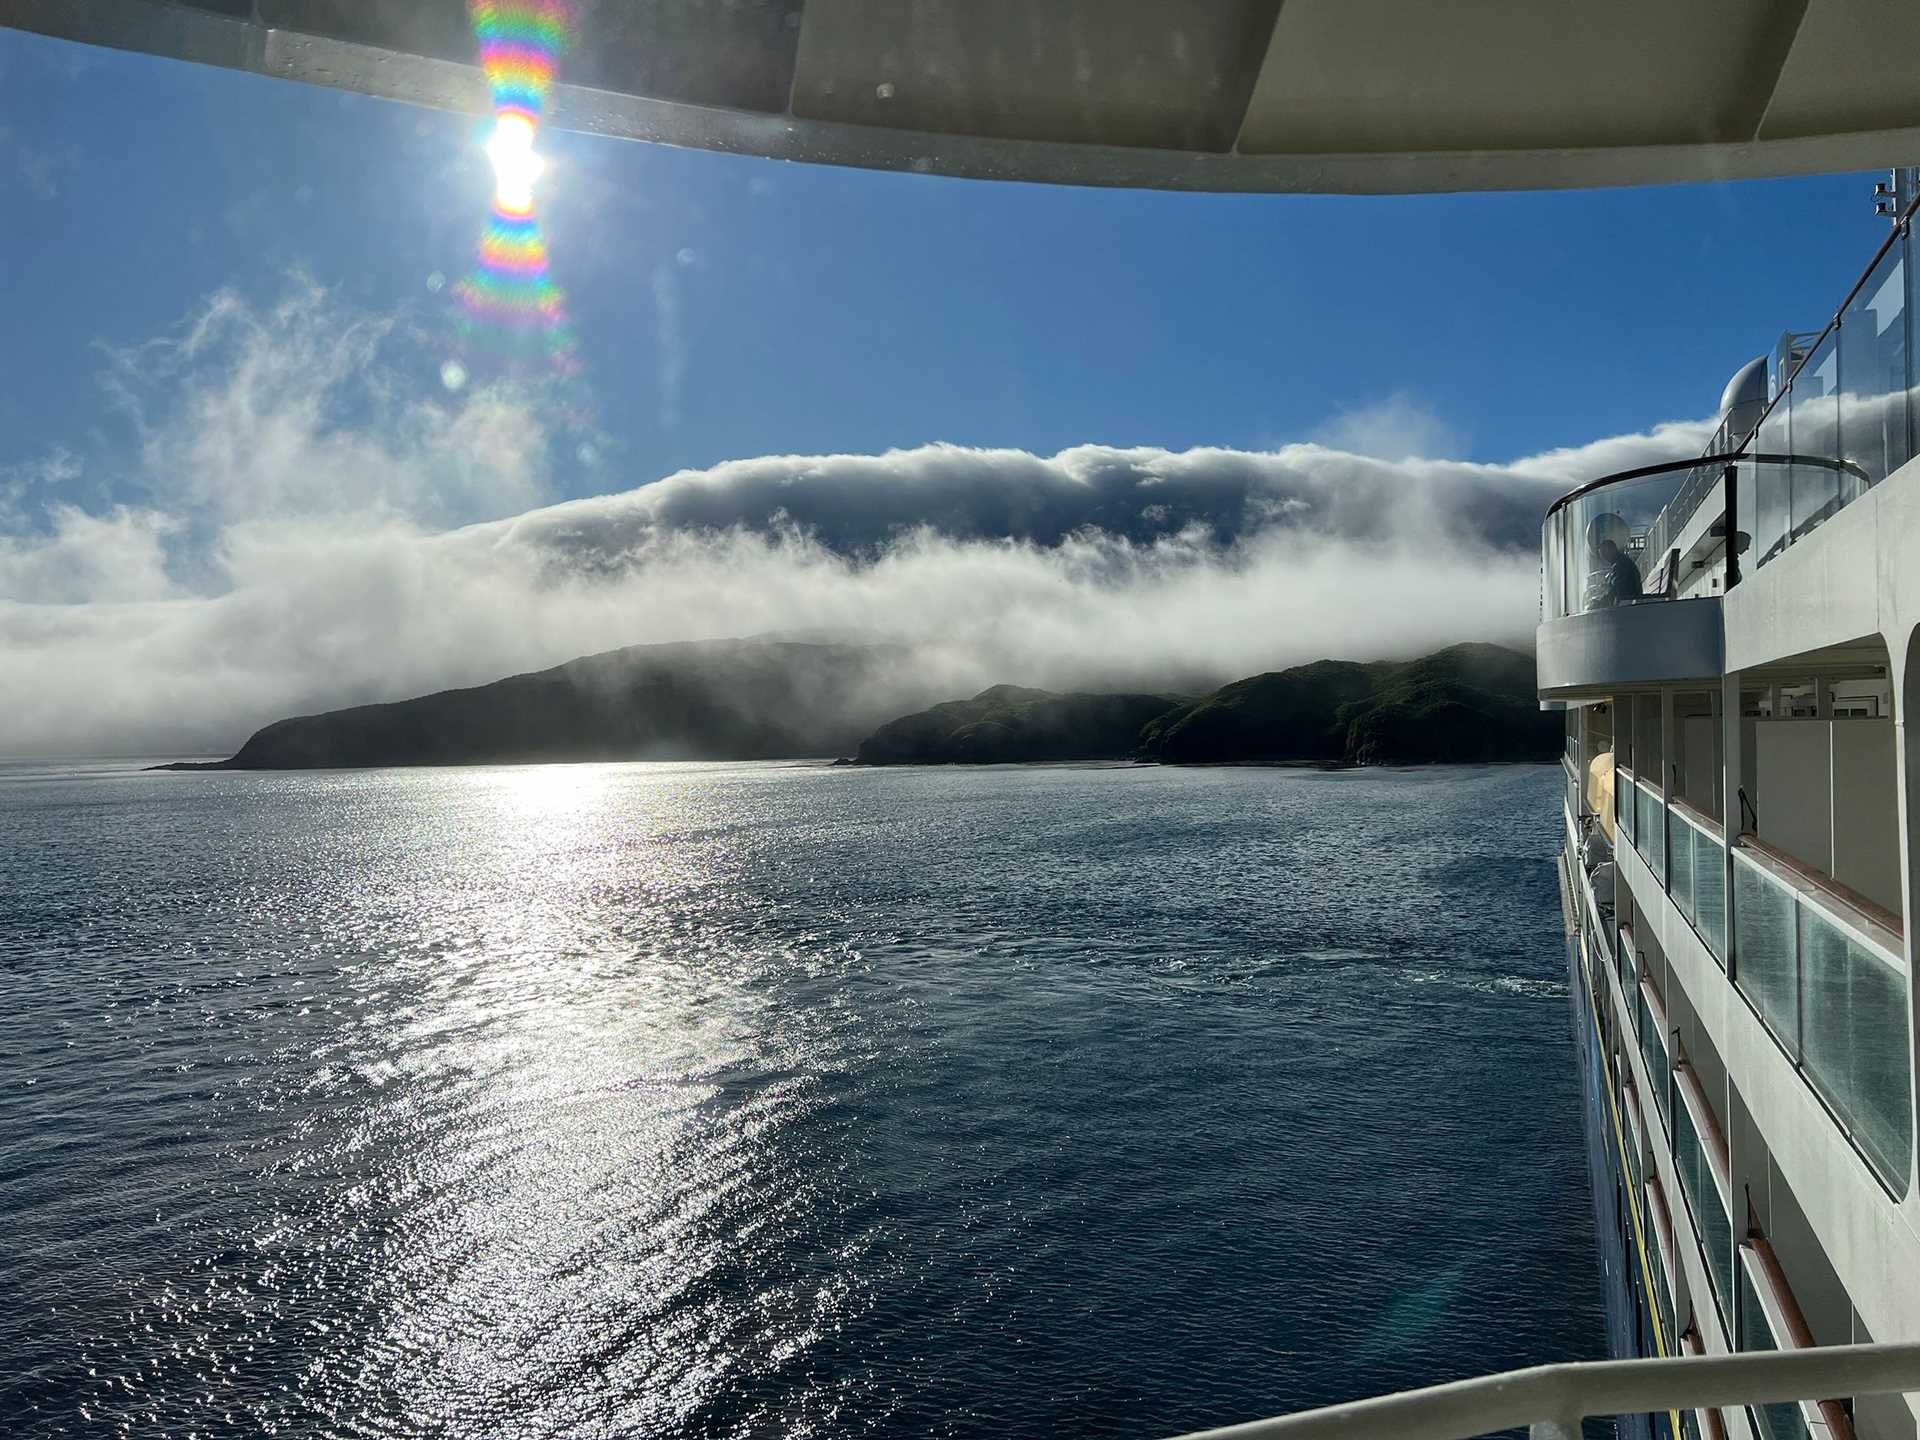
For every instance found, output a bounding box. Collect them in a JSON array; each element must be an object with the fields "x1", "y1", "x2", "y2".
[
  {"x1": 1543, "y1": 209, "x2": 1914, "y2": 616},
  {"x1": 1542, "y1": 466, "x2": 1699, "y2": 621},
  {"x1": 1542, "y1": 451, "x2": 1874, "y2": 623}
]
